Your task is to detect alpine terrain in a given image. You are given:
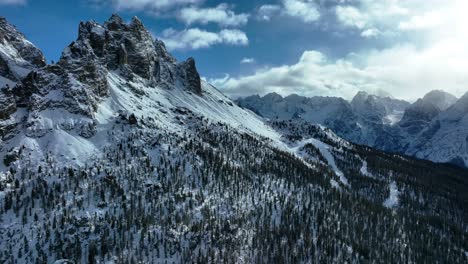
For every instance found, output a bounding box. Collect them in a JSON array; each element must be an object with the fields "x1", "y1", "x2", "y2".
[
  {"x1": 238, "y1": 90, "x2": 468, "y2": 167},
  {"x1": 0, "y1": 15, "x2": 467, "y2": 263}
]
